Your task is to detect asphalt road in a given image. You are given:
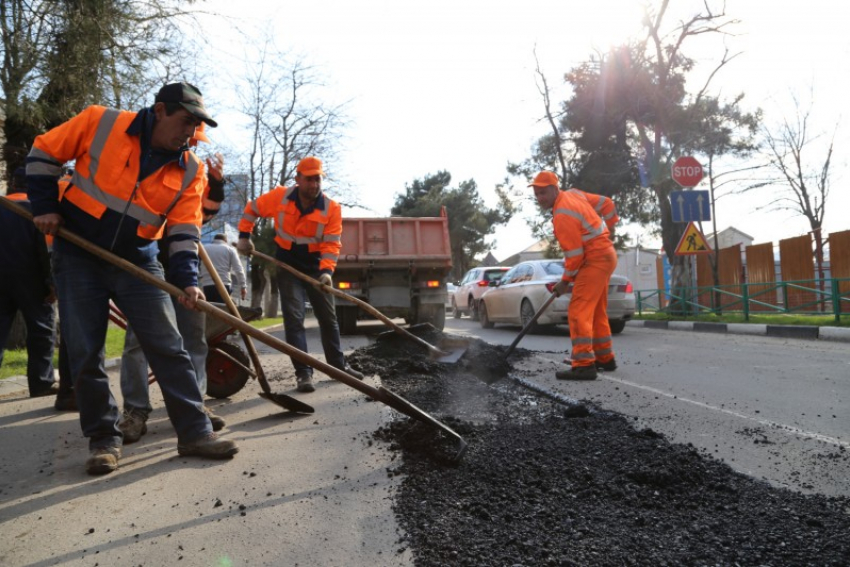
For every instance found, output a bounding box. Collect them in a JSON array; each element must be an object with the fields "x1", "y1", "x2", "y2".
[
  {"x1": 2, "y1": 315, "x2": 847, "y2": 566},
  {"x1": 441, "y1": 315, "x2": 850, "y2": 497}
]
